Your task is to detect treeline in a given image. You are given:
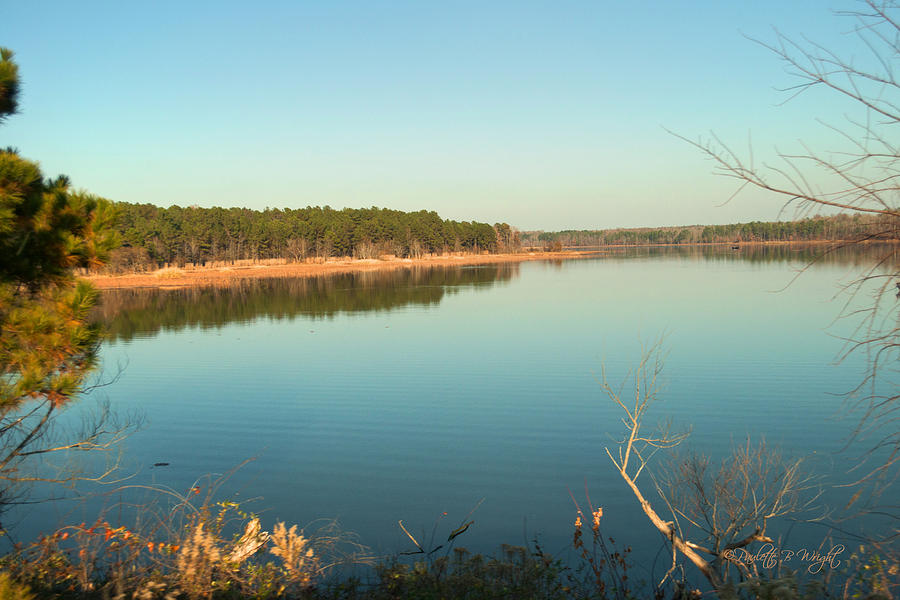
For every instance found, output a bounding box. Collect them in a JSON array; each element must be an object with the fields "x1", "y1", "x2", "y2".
[
  {"x1": 109, "y1": 203, "x2": 522, "y2": 272},
  {"x1": 524, "y1": 214, "x2": 892, "y2": 248}
]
